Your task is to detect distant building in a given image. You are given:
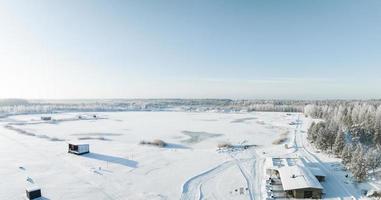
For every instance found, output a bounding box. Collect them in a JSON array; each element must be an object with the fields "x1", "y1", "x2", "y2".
[
  {"x1": 26, "y1": 185, "x2": 41, "y2": 200},
  {"x1": 41, "y1": 116, "x2": 52, "y2": 121},
  {"x1": 68, "y1": 143, "x2": 90, "y2": 155}
]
